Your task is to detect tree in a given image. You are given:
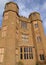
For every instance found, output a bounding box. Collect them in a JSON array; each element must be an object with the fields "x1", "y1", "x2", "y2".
[{"x1": 17, "y1": 61, "x2": 24, "y2": 65}]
